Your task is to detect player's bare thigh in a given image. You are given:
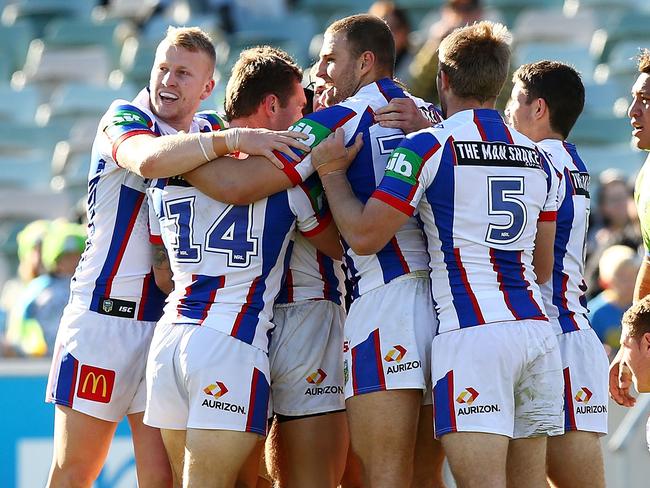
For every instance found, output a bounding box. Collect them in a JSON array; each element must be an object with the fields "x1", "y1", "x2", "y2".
[
  {"x1": 546, "y1": 431, "x2": 605, "y2": 488},
  {"x1": 441, "y1": 432, "x2": 509, "y2": 488}
]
